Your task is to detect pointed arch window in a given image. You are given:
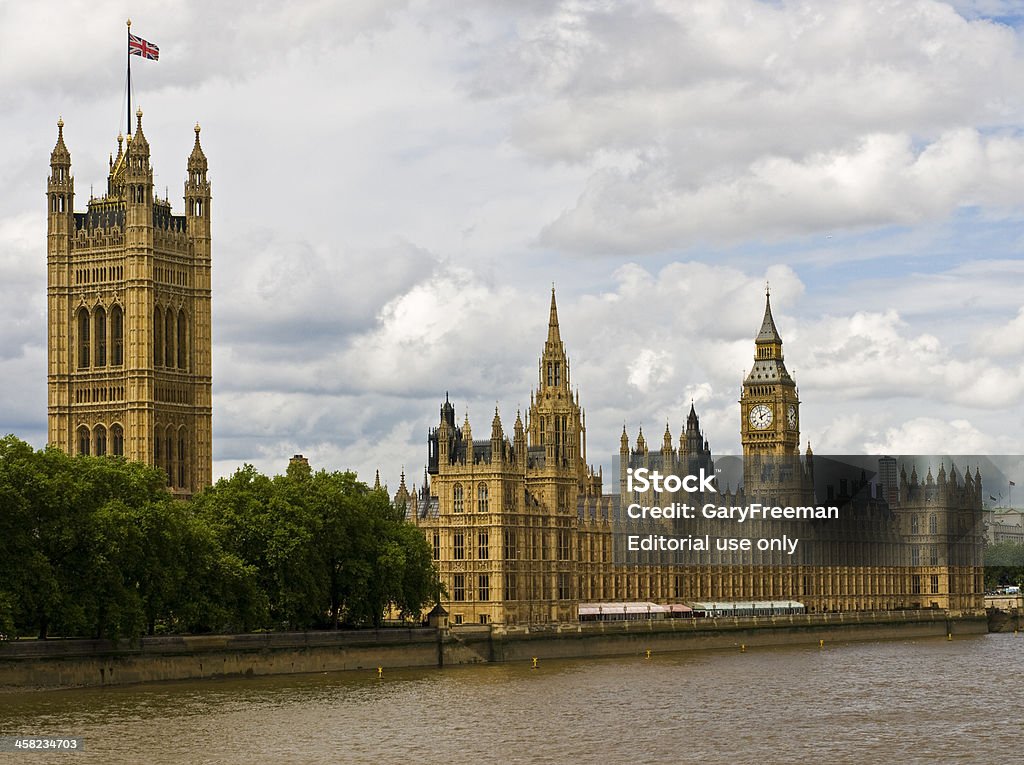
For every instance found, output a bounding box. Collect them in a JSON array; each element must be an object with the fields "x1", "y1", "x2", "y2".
[
  {"x1": 177, "y1": 310, "x2": 187, "y2": 369},
  {"x1": 111, "y1": 305, "x2": 124, "y2": 366},
  {"x1": 929, "y1": 514, "x2": 938, "y2": 535},
  {"x1": 94, "y1": 425, "x2": 107, "y2": 457},
  {"x1": 111, "y1": 424, "x2": 124, "y2": 457},
  {"x1": 165, "y1": 433, "x2": 174, "y2": 486},
  {"x1": 177, "y1": 429, "x2": 187, "y2": 488},
  {"x1": 164, "y1": 309, "x2": 174, "y2": 367},
  {"x1": 77, "y1": 308, "x2": 90, "y2": 368},
  {"x1": 154, "y1": 307, "x2": 163, "y2": 366},
  {"x1": 78, "y1": 426, "x2": 90, "y2": 456},
  {"x1": 453, "y1": 483, "x2": 464, "y2": 513},
  {"x1": 477, "y1": 483, "x2": 489, "y2": 513},
  {"x1": 94, "y1": 307, "x2": 107, "y2": 367}
]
